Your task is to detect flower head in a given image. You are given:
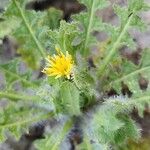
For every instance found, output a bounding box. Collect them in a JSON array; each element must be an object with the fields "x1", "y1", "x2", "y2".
[{"x1": 42, "y1": 47, "x2": 74, "y2": 79}]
